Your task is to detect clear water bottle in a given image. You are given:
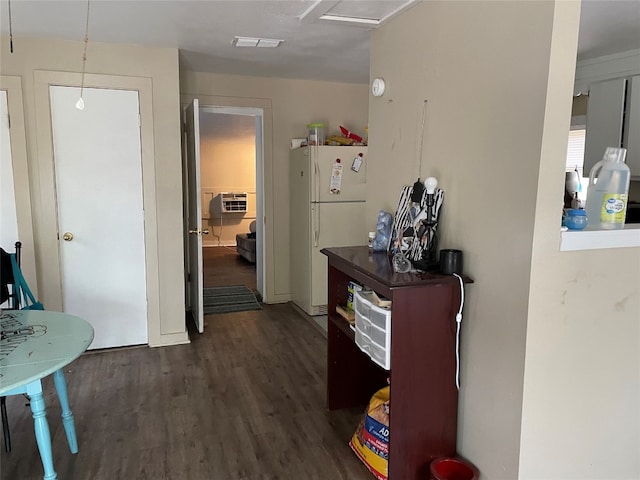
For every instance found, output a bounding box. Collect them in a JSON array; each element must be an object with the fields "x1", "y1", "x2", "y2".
[{"x1": 584, "y1": 147, "x2": 630, "y2": 230}]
